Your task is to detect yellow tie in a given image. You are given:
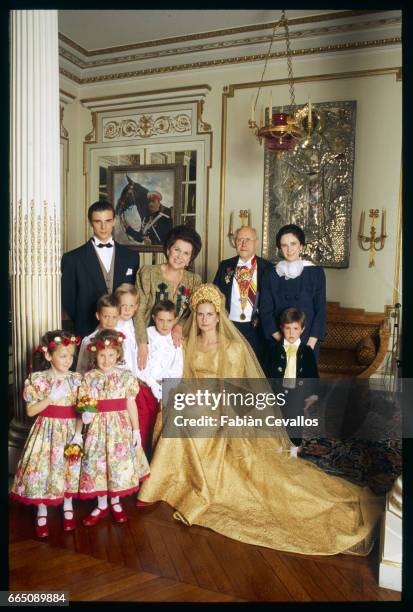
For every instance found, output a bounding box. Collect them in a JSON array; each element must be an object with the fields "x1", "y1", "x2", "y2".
[{"x1": 284, "y1": 344, "x2": 298, "y2": 379}]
